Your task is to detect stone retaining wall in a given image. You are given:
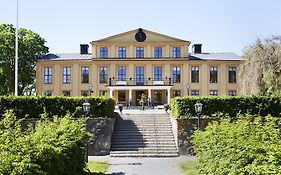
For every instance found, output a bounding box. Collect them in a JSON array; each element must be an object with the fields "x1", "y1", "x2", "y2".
[{"x1": 170, "y1": 117, "x2": 219, "y2": 155}]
